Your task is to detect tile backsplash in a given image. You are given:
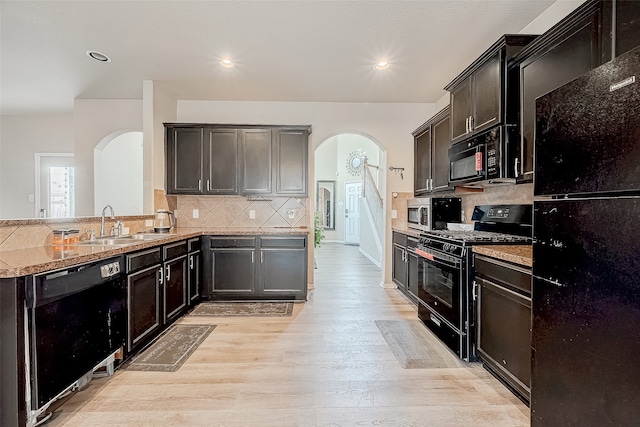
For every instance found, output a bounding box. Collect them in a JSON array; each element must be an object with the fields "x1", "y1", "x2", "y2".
[{"x1": 175, "y1": 195, "x2": 309, "y2": 229}]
